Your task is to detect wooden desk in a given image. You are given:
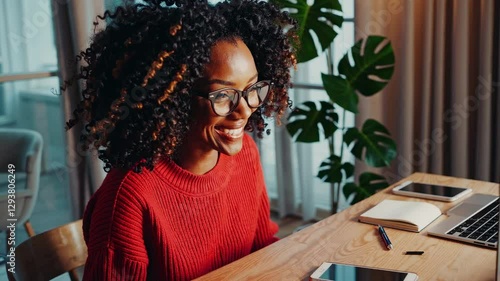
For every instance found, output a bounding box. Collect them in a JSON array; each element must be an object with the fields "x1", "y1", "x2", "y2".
[{"x1": 196, "y1": 173, "x2": 499, "y2": 281}]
